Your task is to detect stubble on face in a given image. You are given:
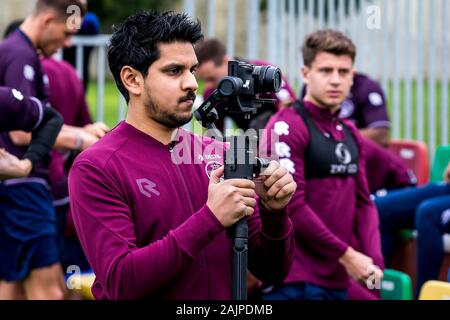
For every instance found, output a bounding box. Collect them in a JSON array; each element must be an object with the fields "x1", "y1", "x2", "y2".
[
  {"x1": 143, "y1": 88, "x2": 195, "y2": 129},
  {"x1": 140, "y1": 41, "x2": 199, "y2": 129}
]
